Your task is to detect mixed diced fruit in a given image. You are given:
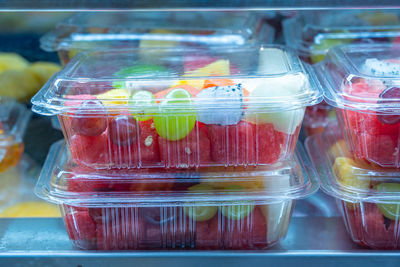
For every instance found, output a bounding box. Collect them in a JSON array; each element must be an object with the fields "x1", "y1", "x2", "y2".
[
  {"x1": 338, "y1": 58, "x2": 400, "y2": 168},
  {"x1": 63, "y1": 58, "x2": 302, "y2": 169}
]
